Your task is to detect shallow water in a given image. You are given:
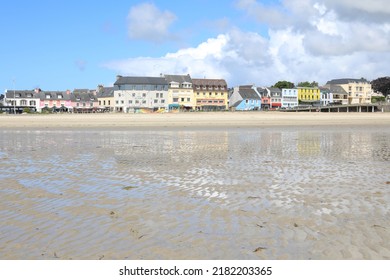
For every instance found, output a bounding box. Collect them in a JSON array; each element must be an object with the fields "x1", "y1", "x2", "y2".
[{"x1": 1, "y1": 127, "x2": 389, "y2": 259}]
